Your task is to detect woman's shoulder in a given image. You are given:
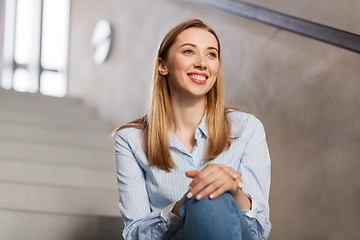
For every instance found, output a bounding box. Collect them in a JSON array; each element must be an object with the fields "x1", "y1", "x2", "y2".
[
  {"x1": 114, "y1": 126, "x2": 145, "y2": 157},
  {"x1": 226, "y1": 108, "x2": 261, "y2": 124},
  {"x1": 114, "y1": 117, "x2": 146, "y2": 144},
  {"x1": 226, "y1": 109, "x2": 265, "y2": 136},
  {"x1": 116, "y1": 125, "x2": 142, "y2": 137}
]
